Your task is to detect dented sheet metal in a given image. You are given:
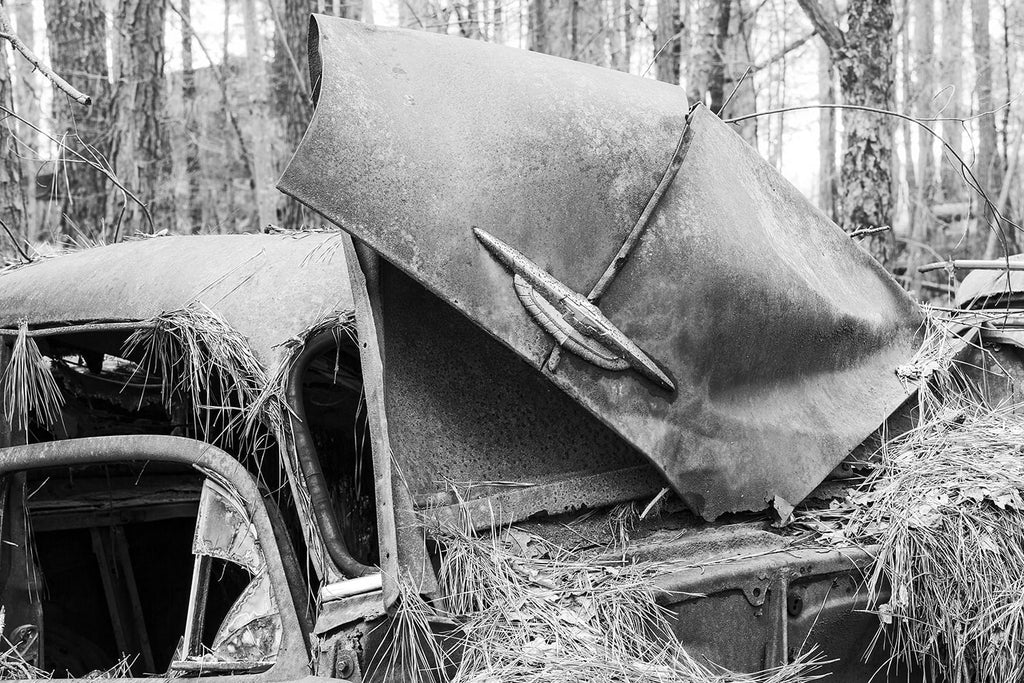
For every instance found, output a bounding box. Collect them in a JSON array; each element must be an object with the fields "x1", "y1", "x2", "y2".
[
  {"x1": 280, "y1": 17, "x2": 923, "y2": 518},
  {"x1": 0, "y1": 234, "x2": 353, "y2": 373}
]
